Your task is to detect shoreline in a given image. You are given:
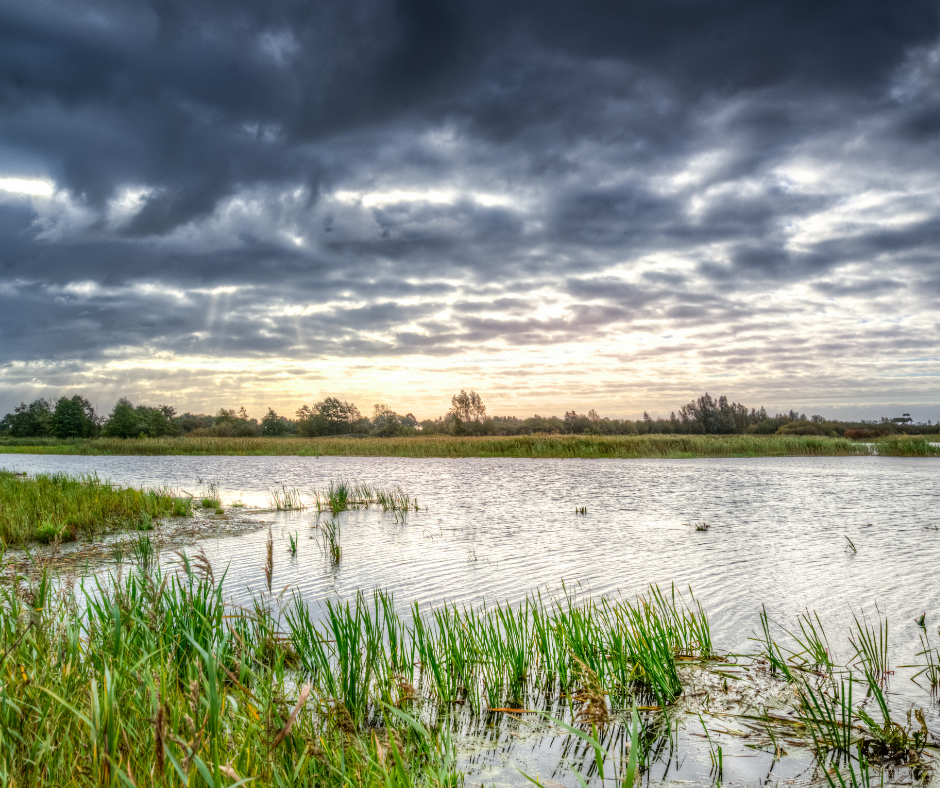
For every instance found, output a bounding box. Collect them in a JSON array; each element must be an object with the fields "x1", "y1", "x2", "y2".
[{"x1": 3, "y1": 506, "x2": 270, "y2": 577}]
